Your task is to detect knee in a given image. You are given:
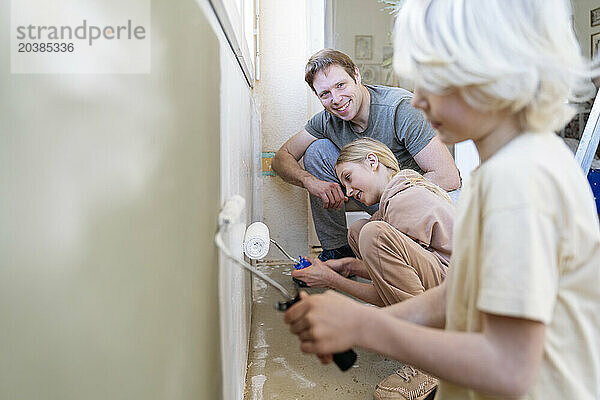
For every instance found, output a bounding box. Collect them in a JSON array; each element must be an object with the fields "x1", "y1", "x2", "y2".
[
  {"x1": 357, "y1": 221, "x2": 388, "y2": 256},
  {"x1": 349, "y1": 219, "x2": 369, "y2": 242},
  {"x1": 348, "y1": 218, "x2": 369, "y2": 257},
  {"x1": 303, "y1": 139, "x2": 338, "y2": 174}
]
